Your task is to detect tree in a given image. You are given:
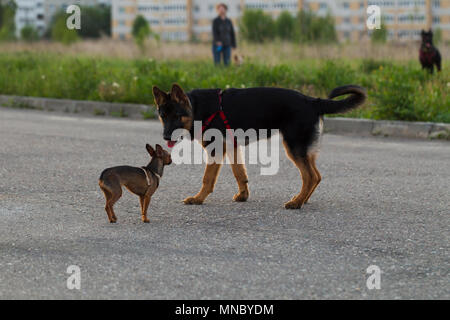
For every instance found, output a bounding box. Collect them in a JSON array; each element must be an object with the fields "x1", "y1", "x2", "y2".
[
  {"x1": 0, "y1": 0, "x2": 17, "y2": 41},
  {"x1": 371, "y1": 22, "x2": 387, "y2": 44},
  {"x1": 132, "y1": 15, "x2": 151, "y2": 49},
  {"x1": 20, "y1": 25, "x2": 39, "y2": 42},
  {"x1": 296, "y1": 10, "x2": 337, "y2": 43},
  {"x1": 239, "y1": 9, "x2": 276, "y2": 43},
  {"x1": 276, "y1": 11, "x2": 296, "y2": 40},
  {"x1": 51, "y1": 11, "x2": 79, "y2": 44},
  {"x1": 77, "y1": 5, "x2": 110, "y2": 38},
  {"x1": 433, "y1": 28, "x2": 442, "y2": 45}
]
